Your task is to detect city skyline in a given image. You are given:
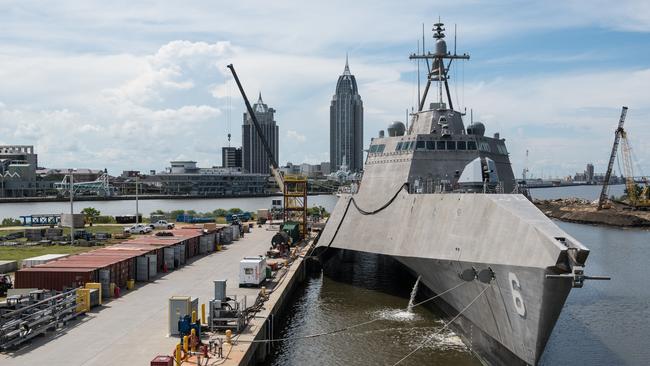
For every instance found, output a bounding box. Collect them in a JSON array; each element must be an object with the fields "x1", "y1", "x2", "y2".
[{"x1": 0, "y1": 1, "x2": 648, "y2": 177}]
